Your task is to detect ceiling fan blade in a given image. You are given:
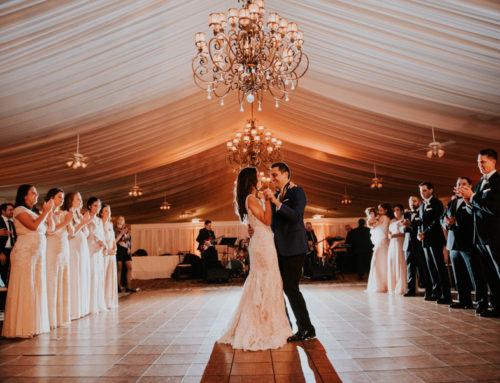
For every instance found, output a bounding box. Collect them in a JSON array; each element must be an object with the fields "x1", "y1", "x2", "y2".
[{"x1": 440, "y1": 140, "x2": 456, "y2": 147}]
